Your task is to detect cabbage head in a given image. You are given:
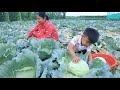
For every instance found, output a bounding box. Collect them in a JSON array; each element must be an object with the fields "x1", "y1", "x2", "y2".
[{"x1": 68, "y1": 60, "x2": 89, "y2": 77}]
